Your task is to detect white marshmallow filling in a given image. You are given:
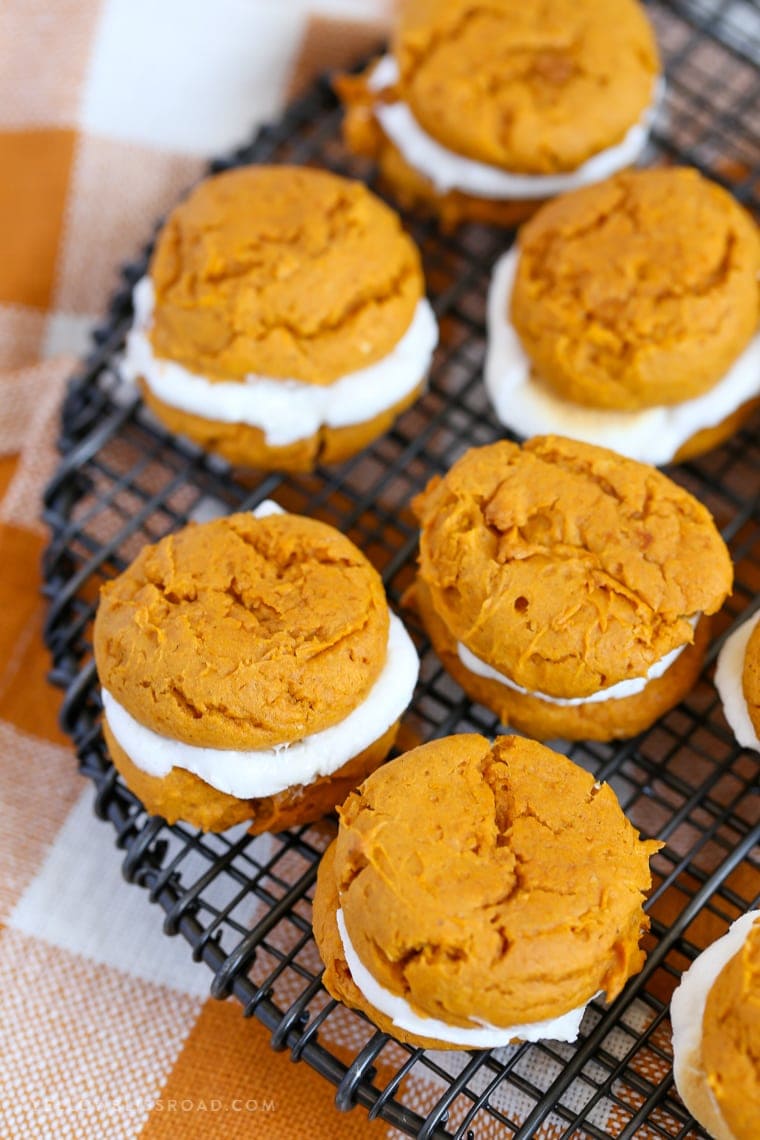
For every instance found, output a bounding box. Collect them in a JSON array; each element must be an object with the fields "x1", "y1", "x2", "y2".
[
  {"x1": 121, "y1": 276, "x2": 438, "y2": 448},
  {"x1": 102, "y1": 613, "x2": 419, "y2": 800},
  {"x1": 714, "y1": 609, "x2": 760, "y2": 751},
  {"x1": 457, "y1": 616, "x2": 698, "y2": 707},
  {"x1": 484, "y1": 247, "x2": 760, "y2": 465},
  {"x1": 368, "y1": 56, "x2": 663, "y2": 201},
  {"x1": 336, "y1": 909, "x2": 590, "y2": 1046}
]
